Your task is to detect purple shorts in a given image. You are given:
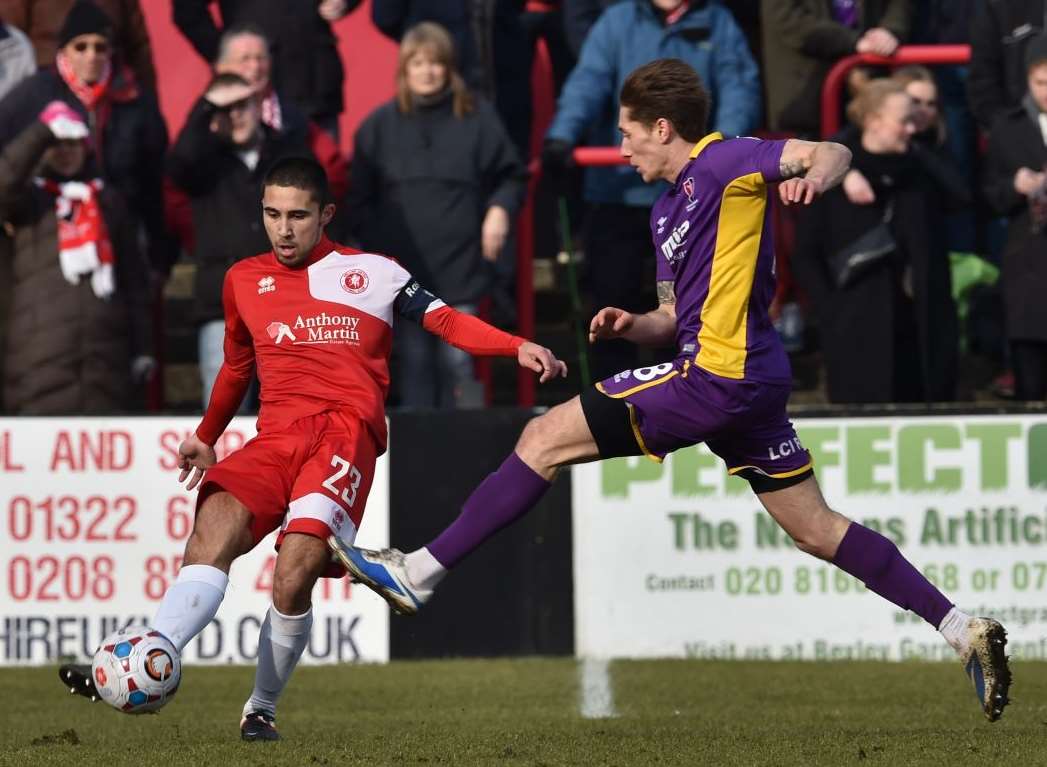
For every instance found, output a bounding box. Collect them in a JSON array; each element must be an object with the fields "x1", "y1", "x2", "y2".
[{"x1": 592, "y1": 359, "x2": 812, "y2": 481}]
